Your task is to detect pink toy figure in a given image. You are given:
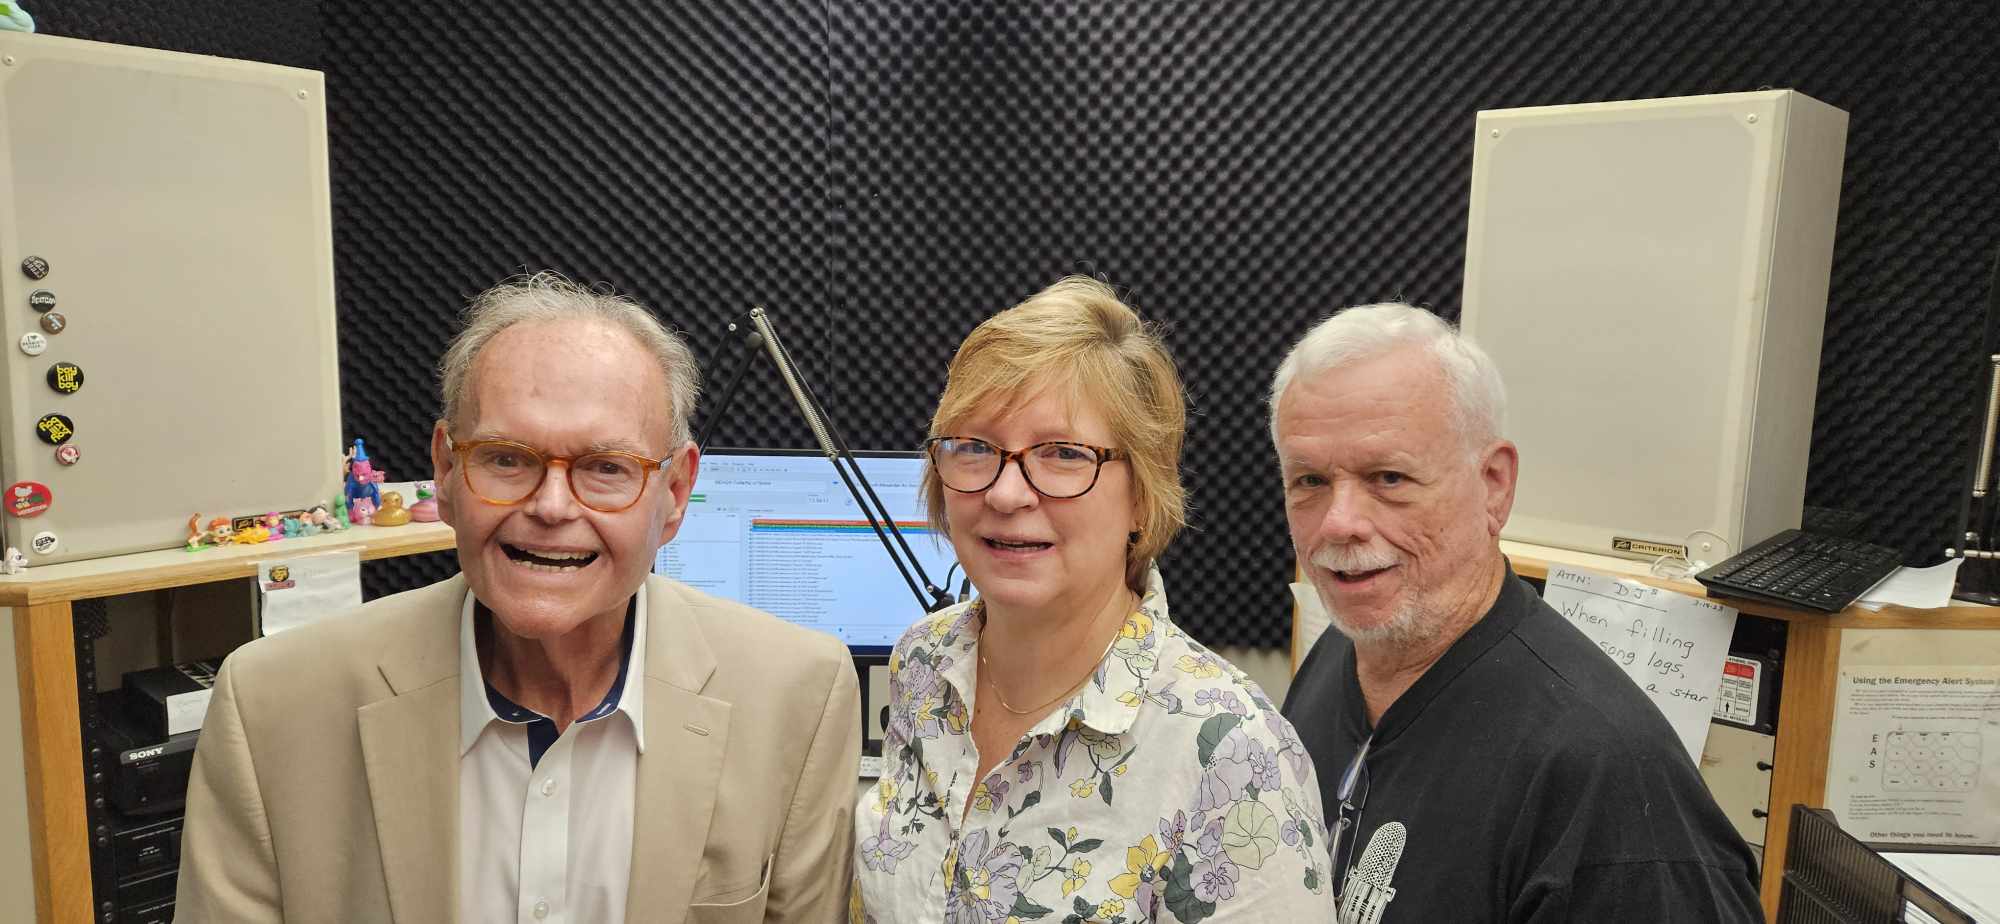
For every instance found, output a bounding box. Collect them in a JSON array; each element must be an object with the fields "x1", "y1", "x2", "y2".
[
  {"x1": 263, "y1": 512, "x2": 285, "y2": 541},
  {"x1": 410, "y1": 480, "x2": 440, "y2": 522},
  {"x1": 343, "y1": 439, "x2": 388, "y2": 525}
]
